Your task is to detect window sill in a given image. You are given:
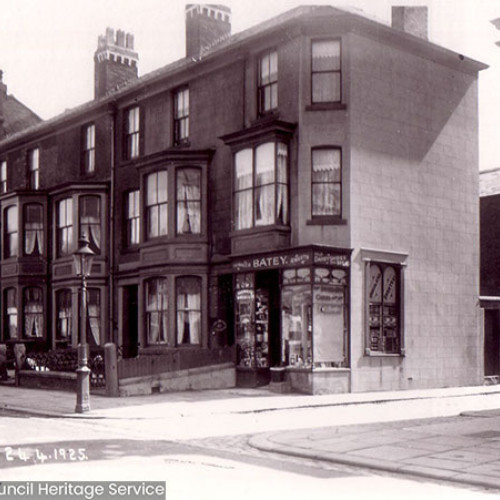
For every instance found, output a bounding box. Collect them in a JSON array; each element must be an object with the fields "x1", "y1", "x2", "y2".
[
  {"x1": 364, "y1": 349, "x2": 405, "y2": 357},
  {"x1": 229, "y1": 224, "x2": 291, "y2": 238},
  {"x1": 306, "y1": 217, "x2": 347, "y2": 226},
  {"x1": 306, "y1": 103, "x2": 347, "y2": 112}
]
